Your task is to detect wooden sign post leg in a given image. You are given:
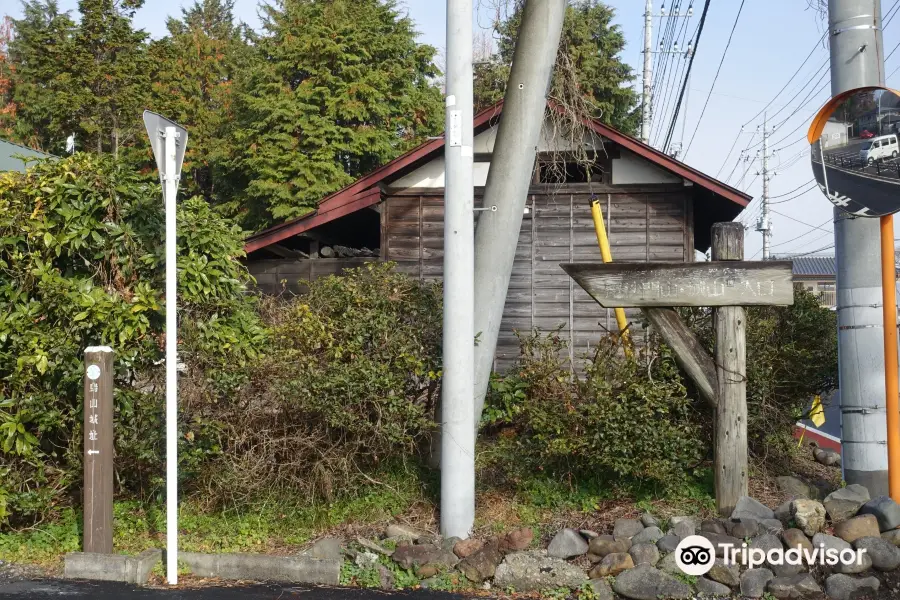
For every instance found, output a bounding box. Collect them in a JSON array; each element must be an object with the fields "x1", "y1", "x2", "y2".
[
  {"x1": 83, "y1": 346, "x2": 114, "y2": 553},
  {"x1": 711, "y1": 223, "x2": 748, "y2": 516}
]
